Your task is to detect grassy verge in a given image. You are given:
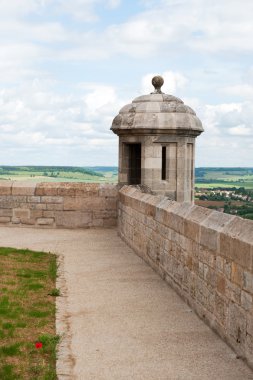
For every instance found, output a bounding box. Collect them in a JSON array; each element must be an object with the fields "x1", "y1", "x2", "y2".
[{"x1": 0, "y1": 247, "x2": 59, "y2": 380}]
